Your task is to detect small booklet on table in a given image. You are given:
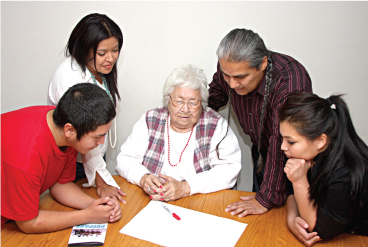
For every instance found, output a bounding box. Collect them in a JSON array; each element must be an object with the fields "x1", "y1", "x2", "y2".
[{"x1": 68, "y1": 223, "x2": 108, "y2": 246}]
